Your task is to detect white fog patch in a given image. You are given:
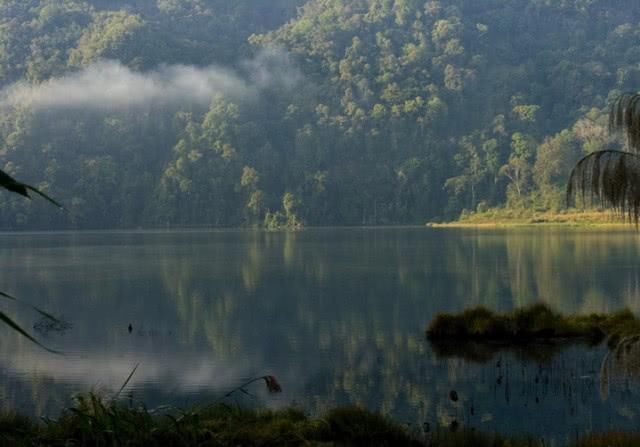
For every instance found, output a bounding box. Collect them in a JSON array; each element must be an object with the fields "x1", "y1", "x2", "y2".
[
  {"x1": 0, "y1": 48, "x2": 301, "y2": 110},
  {"x1": 243, "y1": 46, "x2": 302, "y2": 91}
]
